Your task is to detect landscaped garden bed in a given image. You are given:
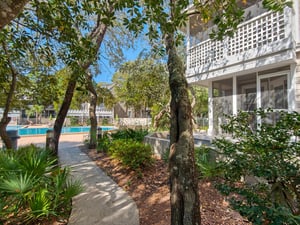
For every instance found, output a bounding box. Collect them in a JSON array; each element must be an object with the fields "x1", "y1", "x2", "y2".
[
  {"x1": 0, "y1": 145, "x2": 82, "y2": 225},
  {"x1": 84, "y1": 148, "x2": 251, "y2": 225}
]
